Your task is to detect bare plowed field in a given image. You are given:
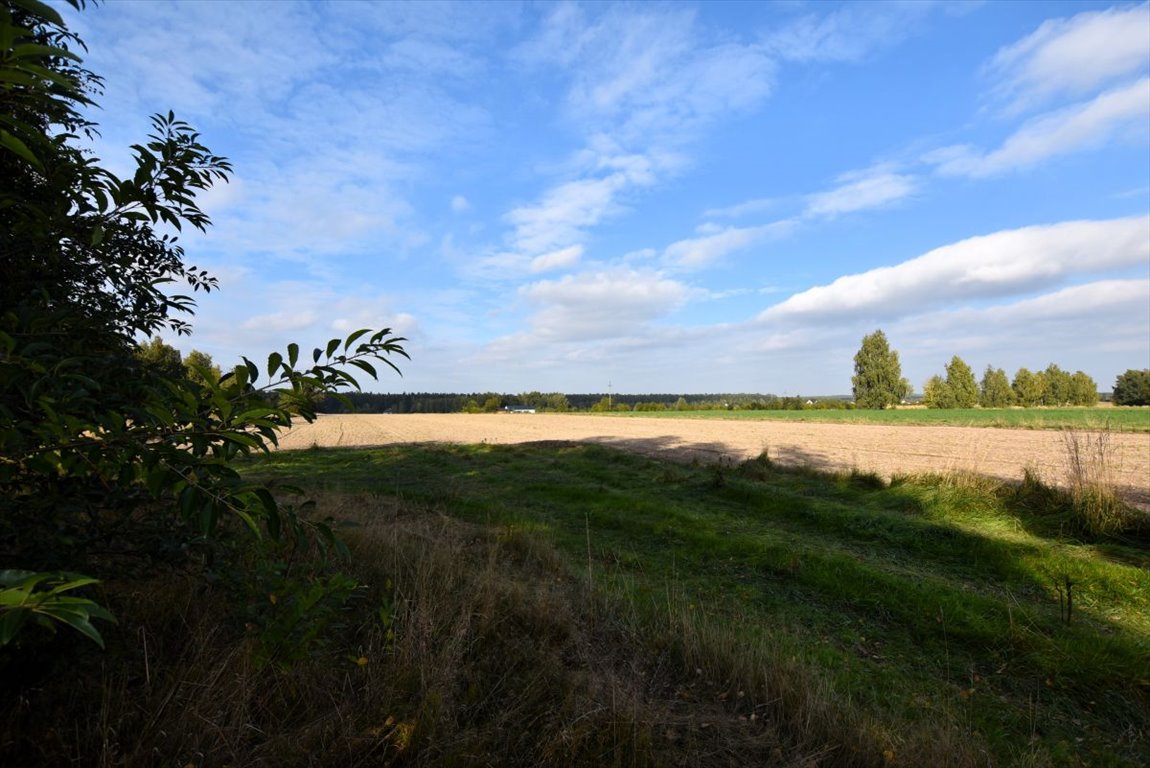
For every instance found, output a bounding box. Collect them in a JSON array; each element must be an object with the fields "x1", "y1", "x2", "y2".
[{"x1": 275, "y1": 414, "x2": 1150, "y2": 507}]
